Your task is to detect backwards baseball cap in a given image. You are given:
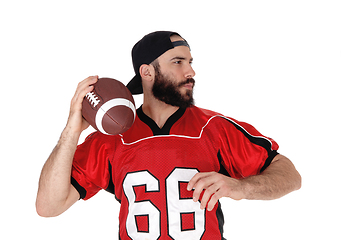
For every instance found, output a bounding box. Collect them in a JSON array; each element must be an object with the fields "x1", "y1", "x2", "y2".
[{"x1": 126, "y1": 31, "x2": 190, "y2": 95}]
